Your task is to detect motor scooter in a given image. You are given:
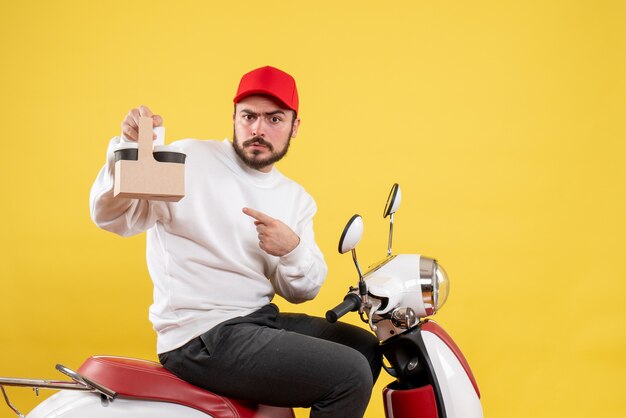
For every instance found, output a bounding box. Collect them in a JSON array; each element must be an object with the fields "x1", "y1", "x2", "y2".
[
  {"x1": 326, "y1": 183, "x2": 483, "y2": 418},
  {"x1": 0, "y1": 184, "x2": 483, "y2": 418}
]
